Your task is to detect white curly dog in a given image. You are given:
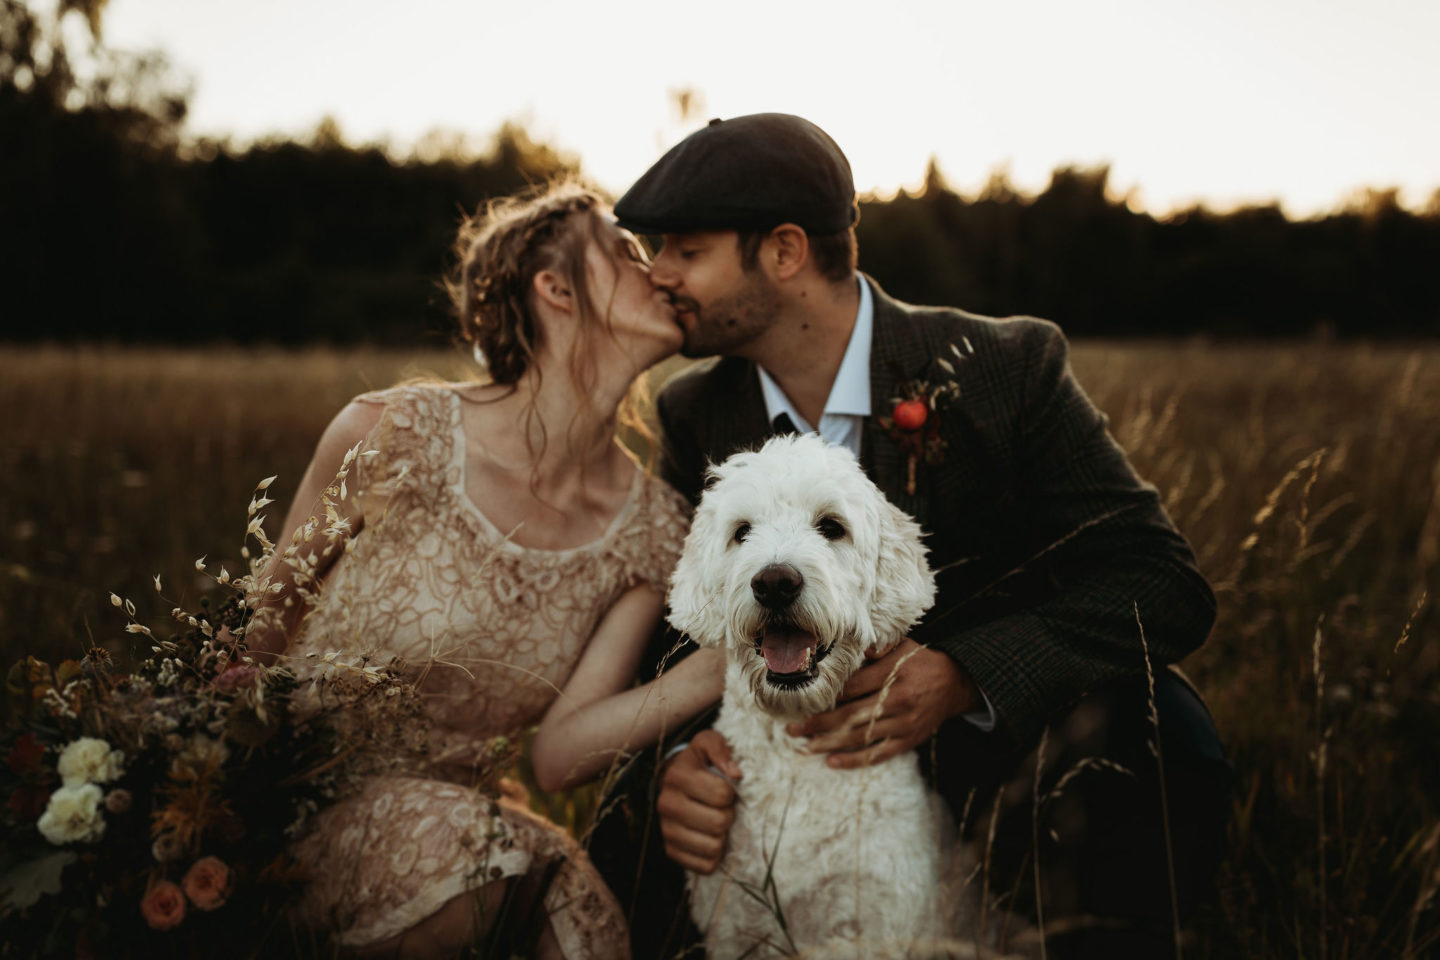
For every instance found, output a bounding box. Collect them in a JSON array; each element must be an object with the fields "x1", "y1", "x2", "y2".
[{"x1": 668, "y1": 434, "x2": 965, "y2": 959}]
